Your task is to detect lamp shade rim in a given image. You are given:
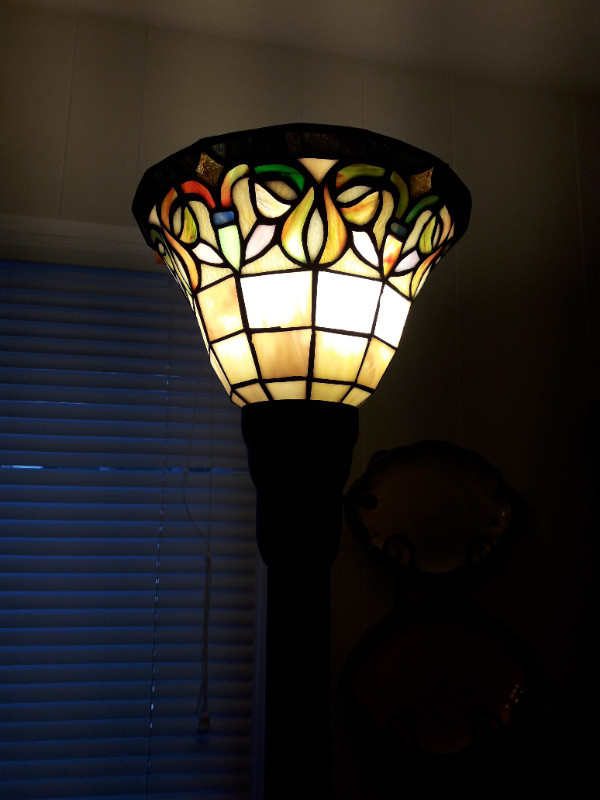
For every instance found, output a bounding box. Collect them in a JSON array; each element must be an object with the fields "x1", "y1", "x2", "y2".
[{"x1": 132, "y1": 122, "x2": 471, "y2": 247}]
